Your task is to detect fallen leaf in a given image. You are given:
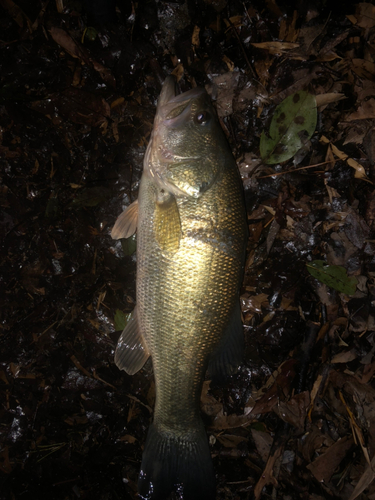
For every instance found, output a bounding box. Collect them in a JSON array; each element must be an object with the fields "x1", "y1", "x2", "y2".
[
  {"x1": 306, "y1": 260, "x2": 358, "y2": 295},
  {"x1": 347, "y1": 3, "x2": 375, "y2": 29},
  {"x1": 331, "y1": 349, "x2": 357, "y2": 364},
  {"x1": 347, "y1": 97, "x2": 375, "y2": 121},
  {"x1": 254, "y1": 445, "x2": 283, "y2": 500},
  {"x1": 315, "y1": 93, "x2": 346, "y2": 107},
  {"x1": 119, "y1": 434, "x2": 137, "y2": 444},
  {"x1": 320, "y1": 135, "x2": 372, "y2": 182},
  {"x1": 217, "y1": 434, "x2": 248, "y2": 448},
  {"x1": 251, "y1": 41, "x2": 299, "y2": 55},
  {"x1": 273, "y1": 391, "x2": 310, "y2": 433},
  {"x1": 306, "y1": 436, "x2": 354, "y2": 482},
  {"x1": 348, "y1": 453, "x2": 375, "y2": 500},
  {"x1": 260, "y1": 91, "x2": 317, "y2": 164},
  {"x1": 251, "y1": 429, "x2": 273, "y2": 462}
]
